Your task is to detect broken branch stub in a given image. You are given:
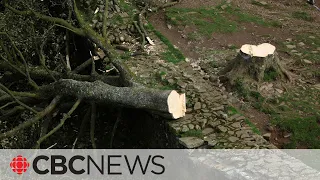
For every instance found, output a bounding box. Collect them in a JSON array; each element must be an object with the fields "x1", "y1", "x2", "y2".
[{"x1": 41, "y1": 79, "x2": 186, "y2": 119}]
